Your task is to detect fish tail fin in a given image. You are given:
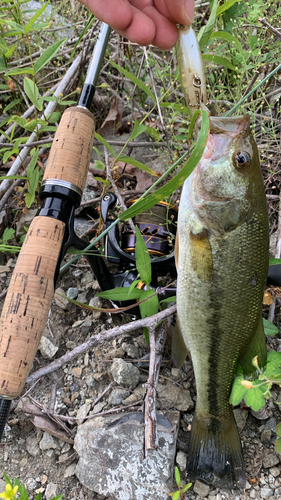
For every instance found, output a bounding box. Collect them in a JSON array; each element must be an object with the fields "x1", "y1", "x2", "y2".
[{"x1": 187, "y1": 409, "x2": 246, "y2": 489}]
